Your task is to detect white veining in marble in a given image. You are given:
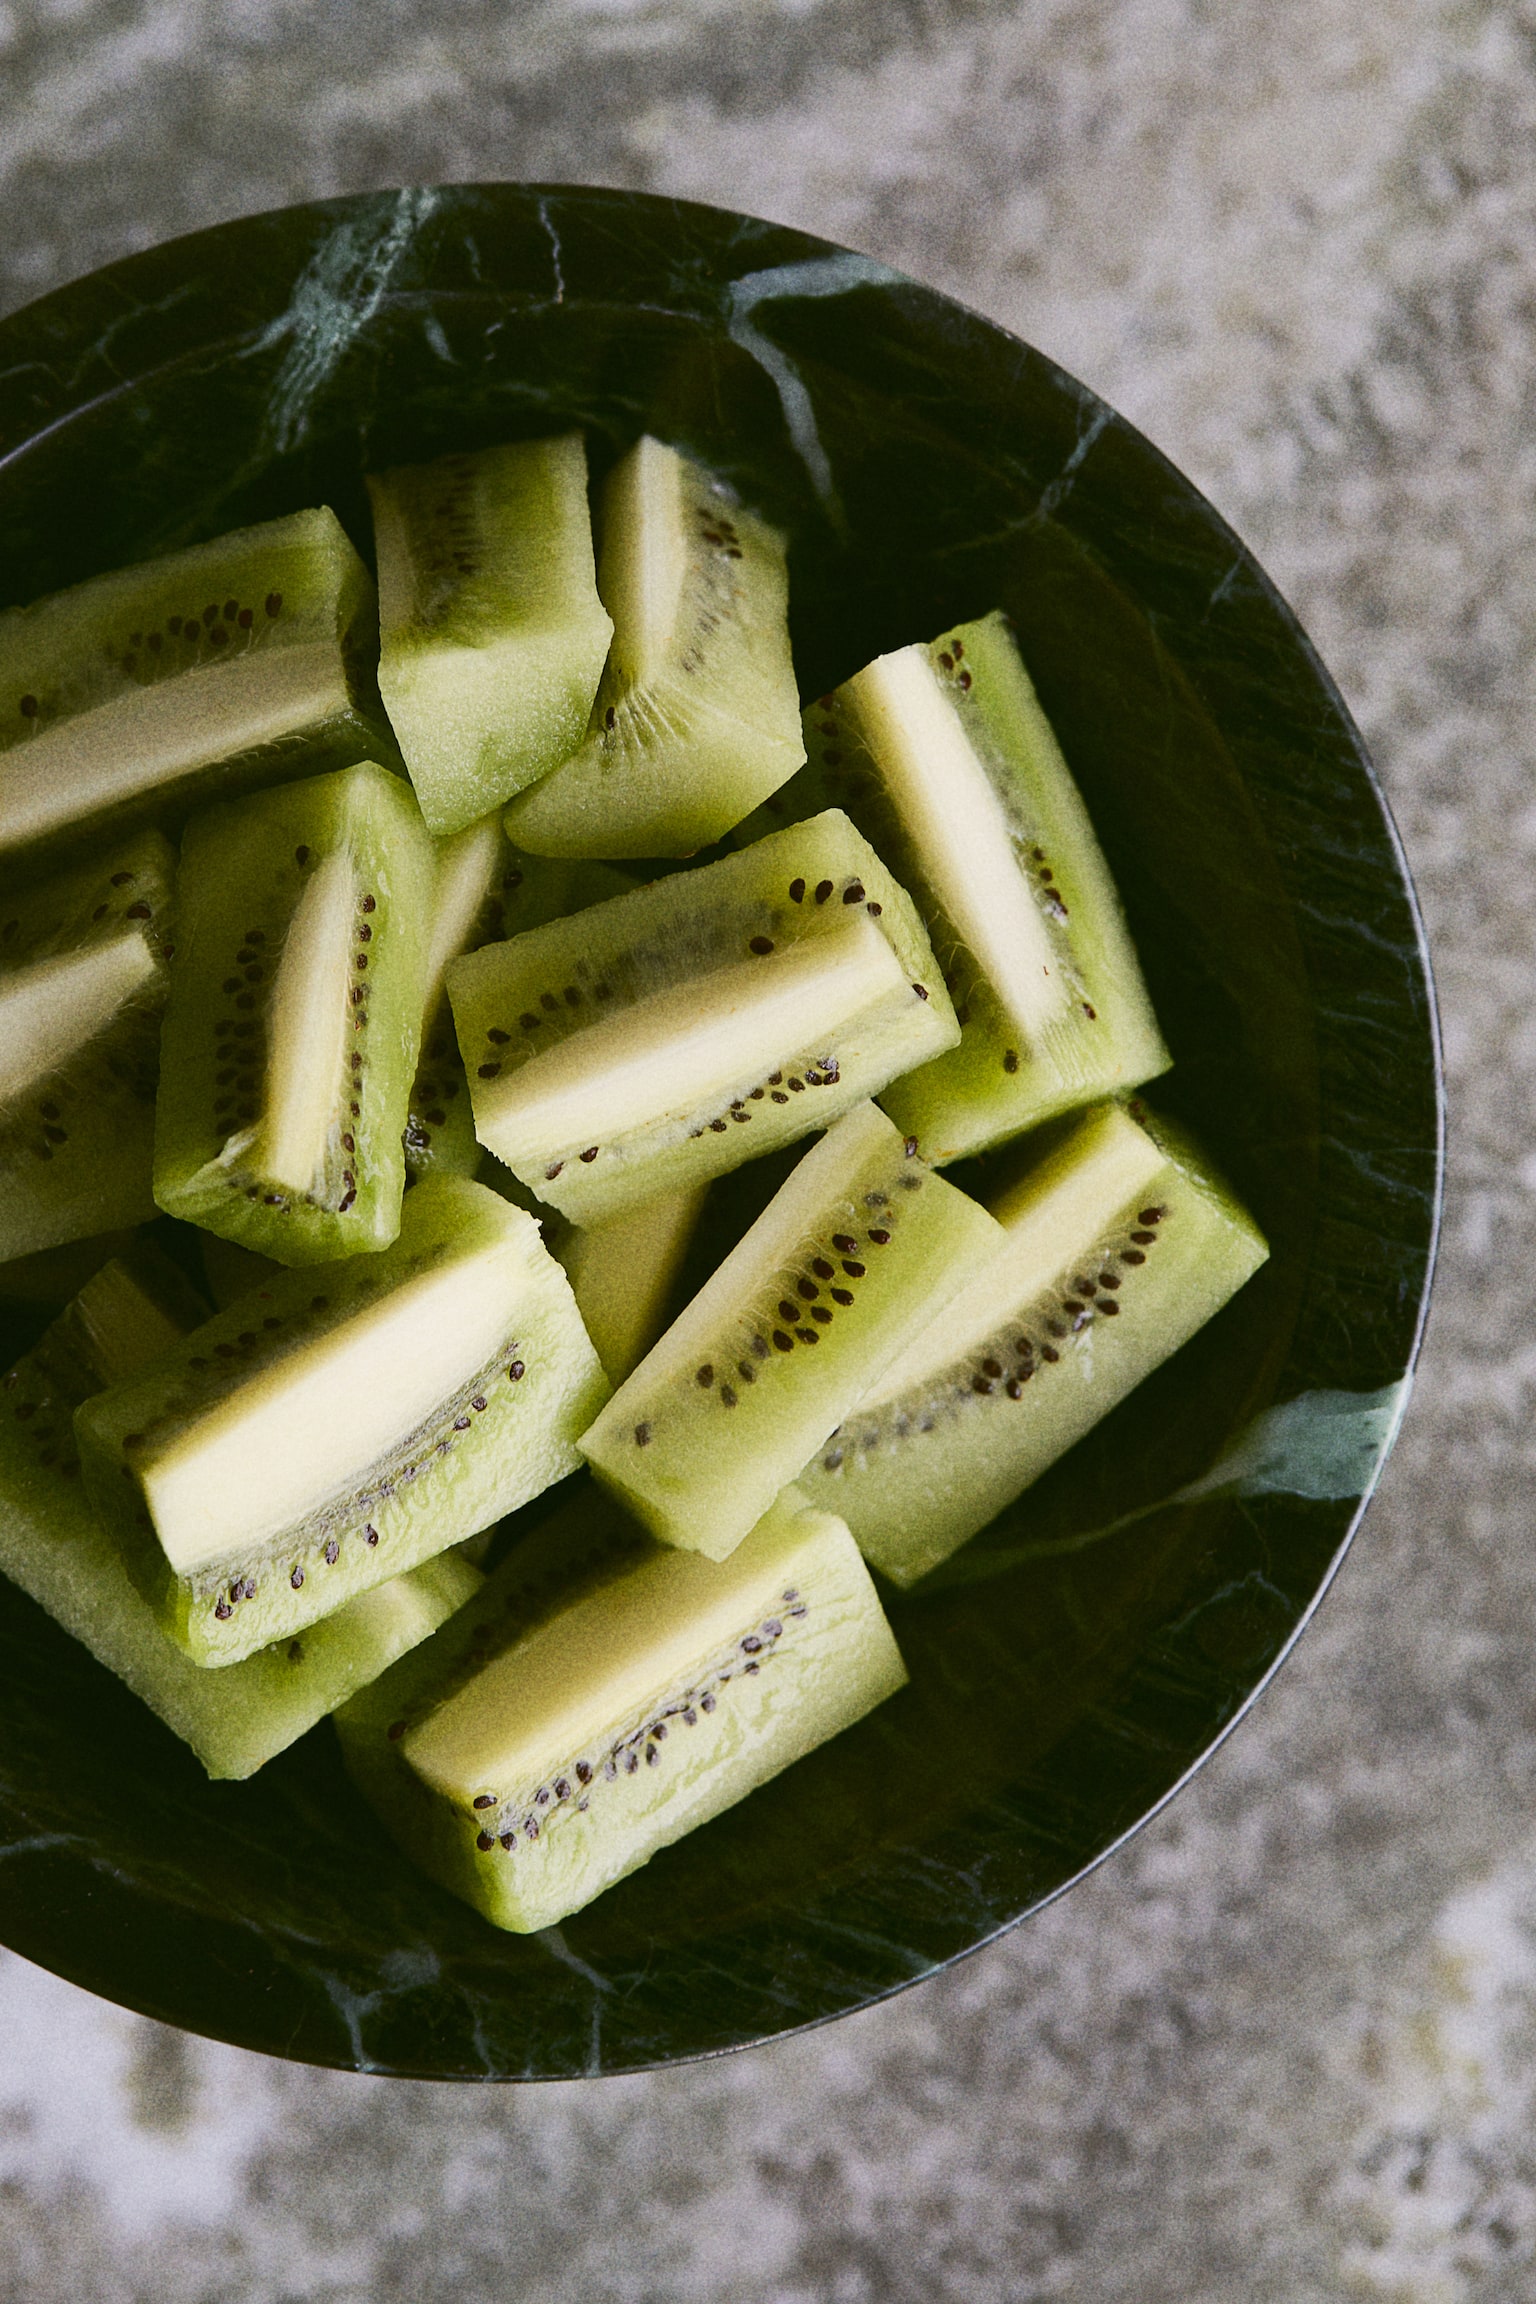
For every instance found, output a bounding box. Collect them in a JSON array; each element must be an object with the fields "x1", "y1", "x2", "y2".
[
  {"x1": 724, "y1": 251, "x2": 905, "y2": 509},
  {"x1": 252, "y1": 185, "x2": 441, "y2": 452}
]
